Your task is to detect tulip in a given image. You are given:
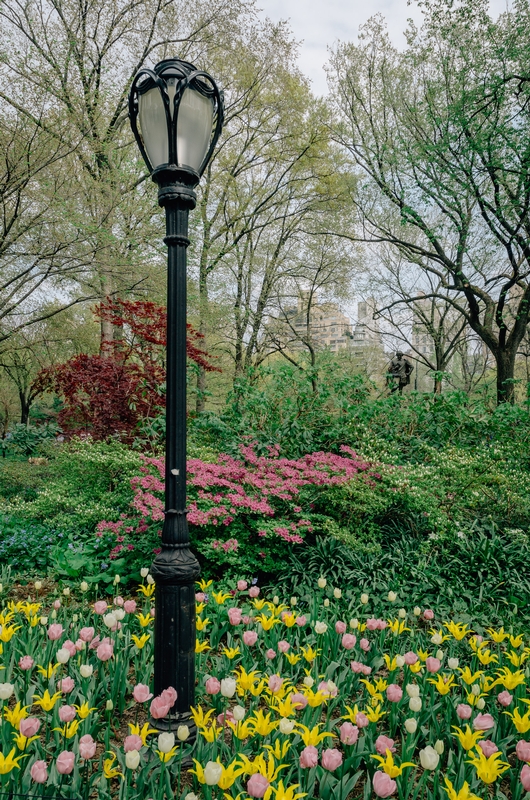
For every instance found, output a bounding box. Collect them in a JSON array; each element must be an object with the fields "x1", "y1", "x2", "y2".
[
  {"x1": 57, "y1": 677, "x2": 75, "y2": 693},
  {"x1": 279, "y1": 717, "x2": 295, "y2": 734},
  {"x1": 342, "y1": 634, "x2": 356, "y2": 649},
  {"x1": 386, "y1": 684, "x2": 403, "y2": 703},
  {"x1": 404, "y1": 651, "x2": 418, "y2": 665},
  {"x1": 177, "y1": 725, "x2": 190, "y2": 741},
  {"x1": 333, "y1": 587, "x2": 342, "y2": 599},
  {"x1": 266, "y1": 649, "x2": 276, "y2": 659},
  {"x1": 124, "y1": 734, "x2": 143, "y2": 752},
  {"x1": 395, "y1": 655, "x2": 405, "y2": 668},
  {"x1": 140, "y1": 567, "x2": 149, "y2": 578},
  {"x1": 498, "y1": 690, "x2": 513, "y2": 707},
  {"x1": 291, "y1": 693, "x2": 308, "y2": 710},
  {"x1": 79, "y1": 735, "x2": 97, "y2": 759},
  {"x1": 517, "y1": 740, "x2": 530, "y2": 761},
  {"x1": 20, "y1": 718, "x2": 41, "y2": 737},
  {"x1": 478, "y1": 740, "x2": 499, "y2": 757},
  {"x1": 457, "y1": 703, "x2": 472, "y2": 720},
  {"x1": 419, "y1": 746, "x2": 439, "y2": 770},
  {"x1": 473, "y1": 713, "x2": 495, "y2": 730},
  {"x1": 409, "y1": 697, "x2": 422, "y2": 712},
  {"x1": 80, "y1": 665, "x2": 93, "y2": 678},
  {"x1": 228, "y1": 607, "x2": 242, "y2": 625},
  {"x1": 360, "y1": 638, "x2": 371, "y2": 652},
  {"x1": 150, "y1": 696, "x2": 170, "y2": 719},
  {"x1": 220, "y1": 678, "x2": 236, "y2": 698},
  {"x1": 124, "y1": 600, "x2": 137, "y2": 613},
  {"x1": 56, "y1": 648, "x2": 70, "y2": 664},
  {"x1": 19, "y1": 656, "x2": 34, "y2": 670},
  {"x1": 521, "y1": 765, "x2": 530, "y2": 792},
  {"x1": 59, "y1": 705, "x2": 76, "y2": 722},
  {"x1": 233, "y1": 706, "x2": 246, "y2": 721},
  {"x1": 406, "y1": 684, "x2": 420, "y2": 698},
  {"x1": 56, "y1": 751, "x2": 75, "y2": 775},
  {"x1": 278, "y1": 640, "x2": 290, "y2": 653},
  {"x1": 205, "y1": 677, "x2": 221, "y2": 695},
  {"x1": 97, "y1": 642, "x2": 114, "y2": 661},
  {"x1": 158, "y1": 733, "x2": 175, "y2": 753},
  {"x1": 248, "y1": 586, "x2": 260, "y2": 598},
  {"x1": 93, "y1": 600, "x2": 107, "y2": 614},
  {"x1": 30, "y1": 760, "x2": 48, "y2": 784},
  {"x1": 425, "y1": 657, "x2": 441, "y2": 673},
  {"x1": 125, "y1": 750, "x2": 140, "y2": 770},
  {"x1": 404, "y1": 718, "x2": 417, "y2": 734},
  {"x1": 388, "y1": 591, "x2": 397, "y2": 602},
  {"x1": 243, "y1": 630, "x2": 258, "y2": 646},
  {"x1": 237, "y1": 580, "x2": 248, "y2": 591},
  {"x1": 299, "y1": 746, "x2": 318, "y2": 768},
  {"x1": 160, "y1": 686, "x2": 177, "y2": 706},
  {"x1": 335, "y1": 620, "x2": 347, "y2": 634},
  {"x1": 423, "y1": 609, "x2": 434, "y2": 620},
  {"x1": 360, "y1": 593, "x2": 369, "y2": 604},
  {"x1": 376, "y1": 735, "x2": 396, "y2": 755},
  {"x1": 356, "y1": 712, "x2": 369, "y2": 728},
  {"x1": 339, "y1": 722, "x2": 359, "y2": 745},
  {"x1": 203, "y1": 761, "x2": 223, "y2": 786},
  {"x1": 80, "y1": 581, "x2": 89, "y2": 592},
  {"x1": 447, "y1": 657, "x2": 459, "y2": 669},
  {"x1": 247, "y1": 774, "x2": 270, "y2": 798},
  {"x1": 317, "y1": 577, "x2": 327, "y2": 589},
  {"x1": 322, "y1": 748, "x2": 343, "y2": 771},
  {"x1": 0, "y1": 683, "x2": 15, "y2": 700},
  {"x1": 47, "y1": 623, "x2": 64, "y2": 641},
  {"x1": 79, "y1": 627, "x2": 95, "y2": 642},
  {"x1": 373, "y1": 771, "x2": 397, "y2": 797},
  {"x1": 434, "y1": 740, "x2": 444, "y2": 755},
  {"x1": 315, "y1": 621, "x2": 328, "y2": 634}
]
